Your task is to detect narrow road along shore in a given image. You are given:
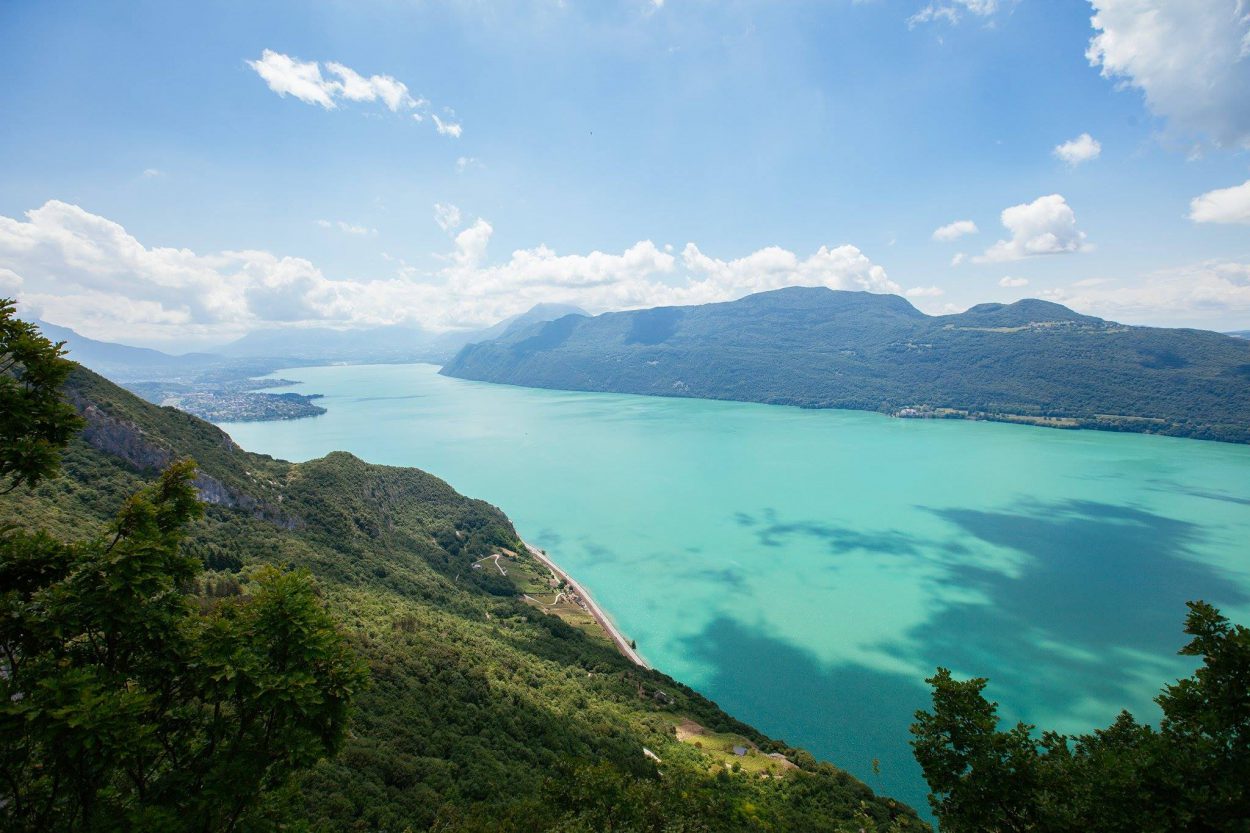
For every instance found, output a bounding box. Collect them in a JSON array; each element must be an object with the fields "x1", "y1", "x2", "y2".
[{"x1": 523, "y1": 542, "x2": 650, "y2": 669}]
